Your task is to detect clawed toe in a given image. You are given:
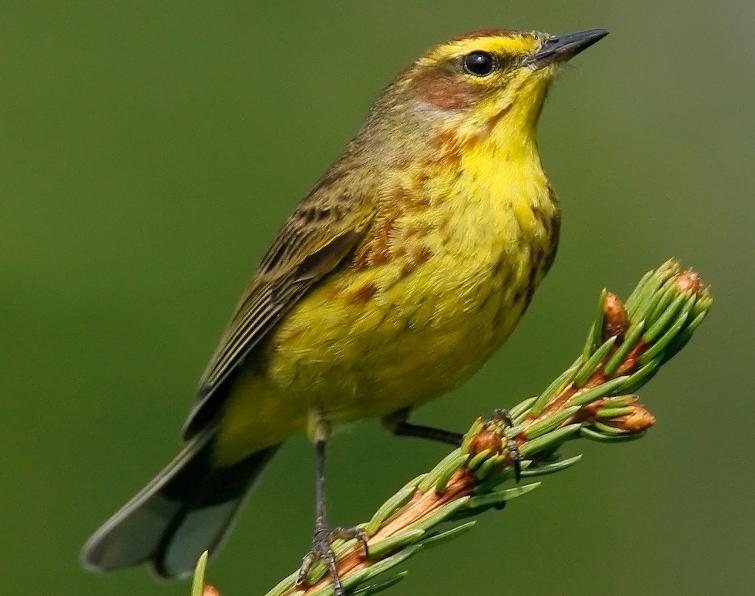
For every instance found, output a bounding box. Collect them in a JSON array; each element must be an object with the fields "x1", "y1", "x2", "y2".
[
  {"x1": 295, "y1": 525, "x2": 369, "y2": 595},
  {"x1": 331, "y1": 526, "x2": 369, "y2": 557}
]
